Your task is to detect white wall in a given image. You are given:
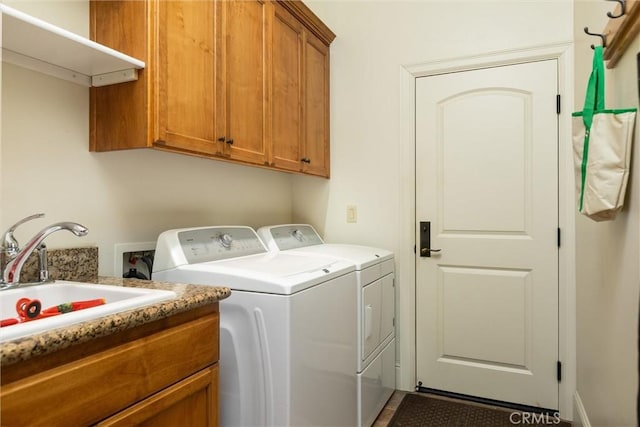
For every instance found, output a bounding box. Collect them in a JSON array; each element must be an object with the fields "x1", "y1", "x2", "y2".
[
  {"x1": 298, "y1": 0, "x2": 574, "y2": 395},
  {"x1": 1, "y1": 1, "x2": 294, "y2": 276},
  {"x1": 296, "y1": 0, "x2": 573, "y2": 246},
  {"x1": 573, "y1": 2, "x2": 640, "y2": 426}
]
